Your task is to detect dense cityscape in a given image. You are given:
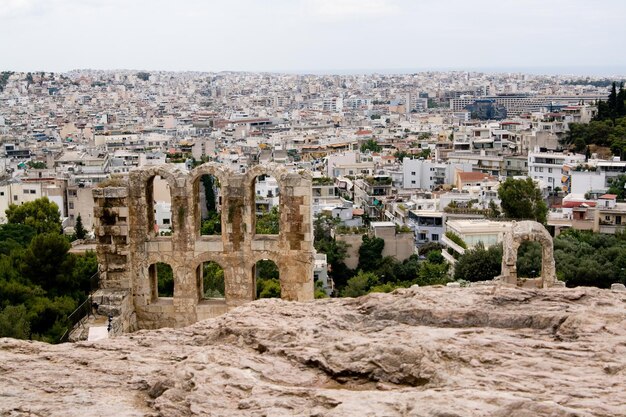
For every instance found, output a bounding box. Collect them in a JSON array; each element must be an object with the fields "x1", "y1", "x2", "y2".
[{"x1": 2, "y1": 0, "x2": 626, "y2": 413}]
